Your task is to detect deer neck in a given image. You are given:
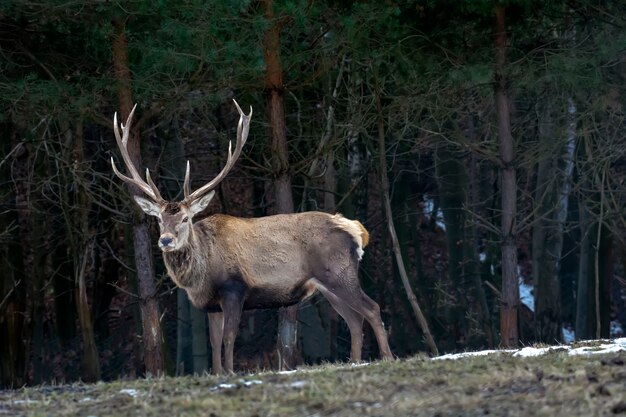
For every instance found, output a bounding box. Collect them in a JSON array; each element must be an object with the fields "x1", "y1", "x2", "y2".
[{"x1": 162, "y1": 226, "x2": 201, "y2": 289}]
